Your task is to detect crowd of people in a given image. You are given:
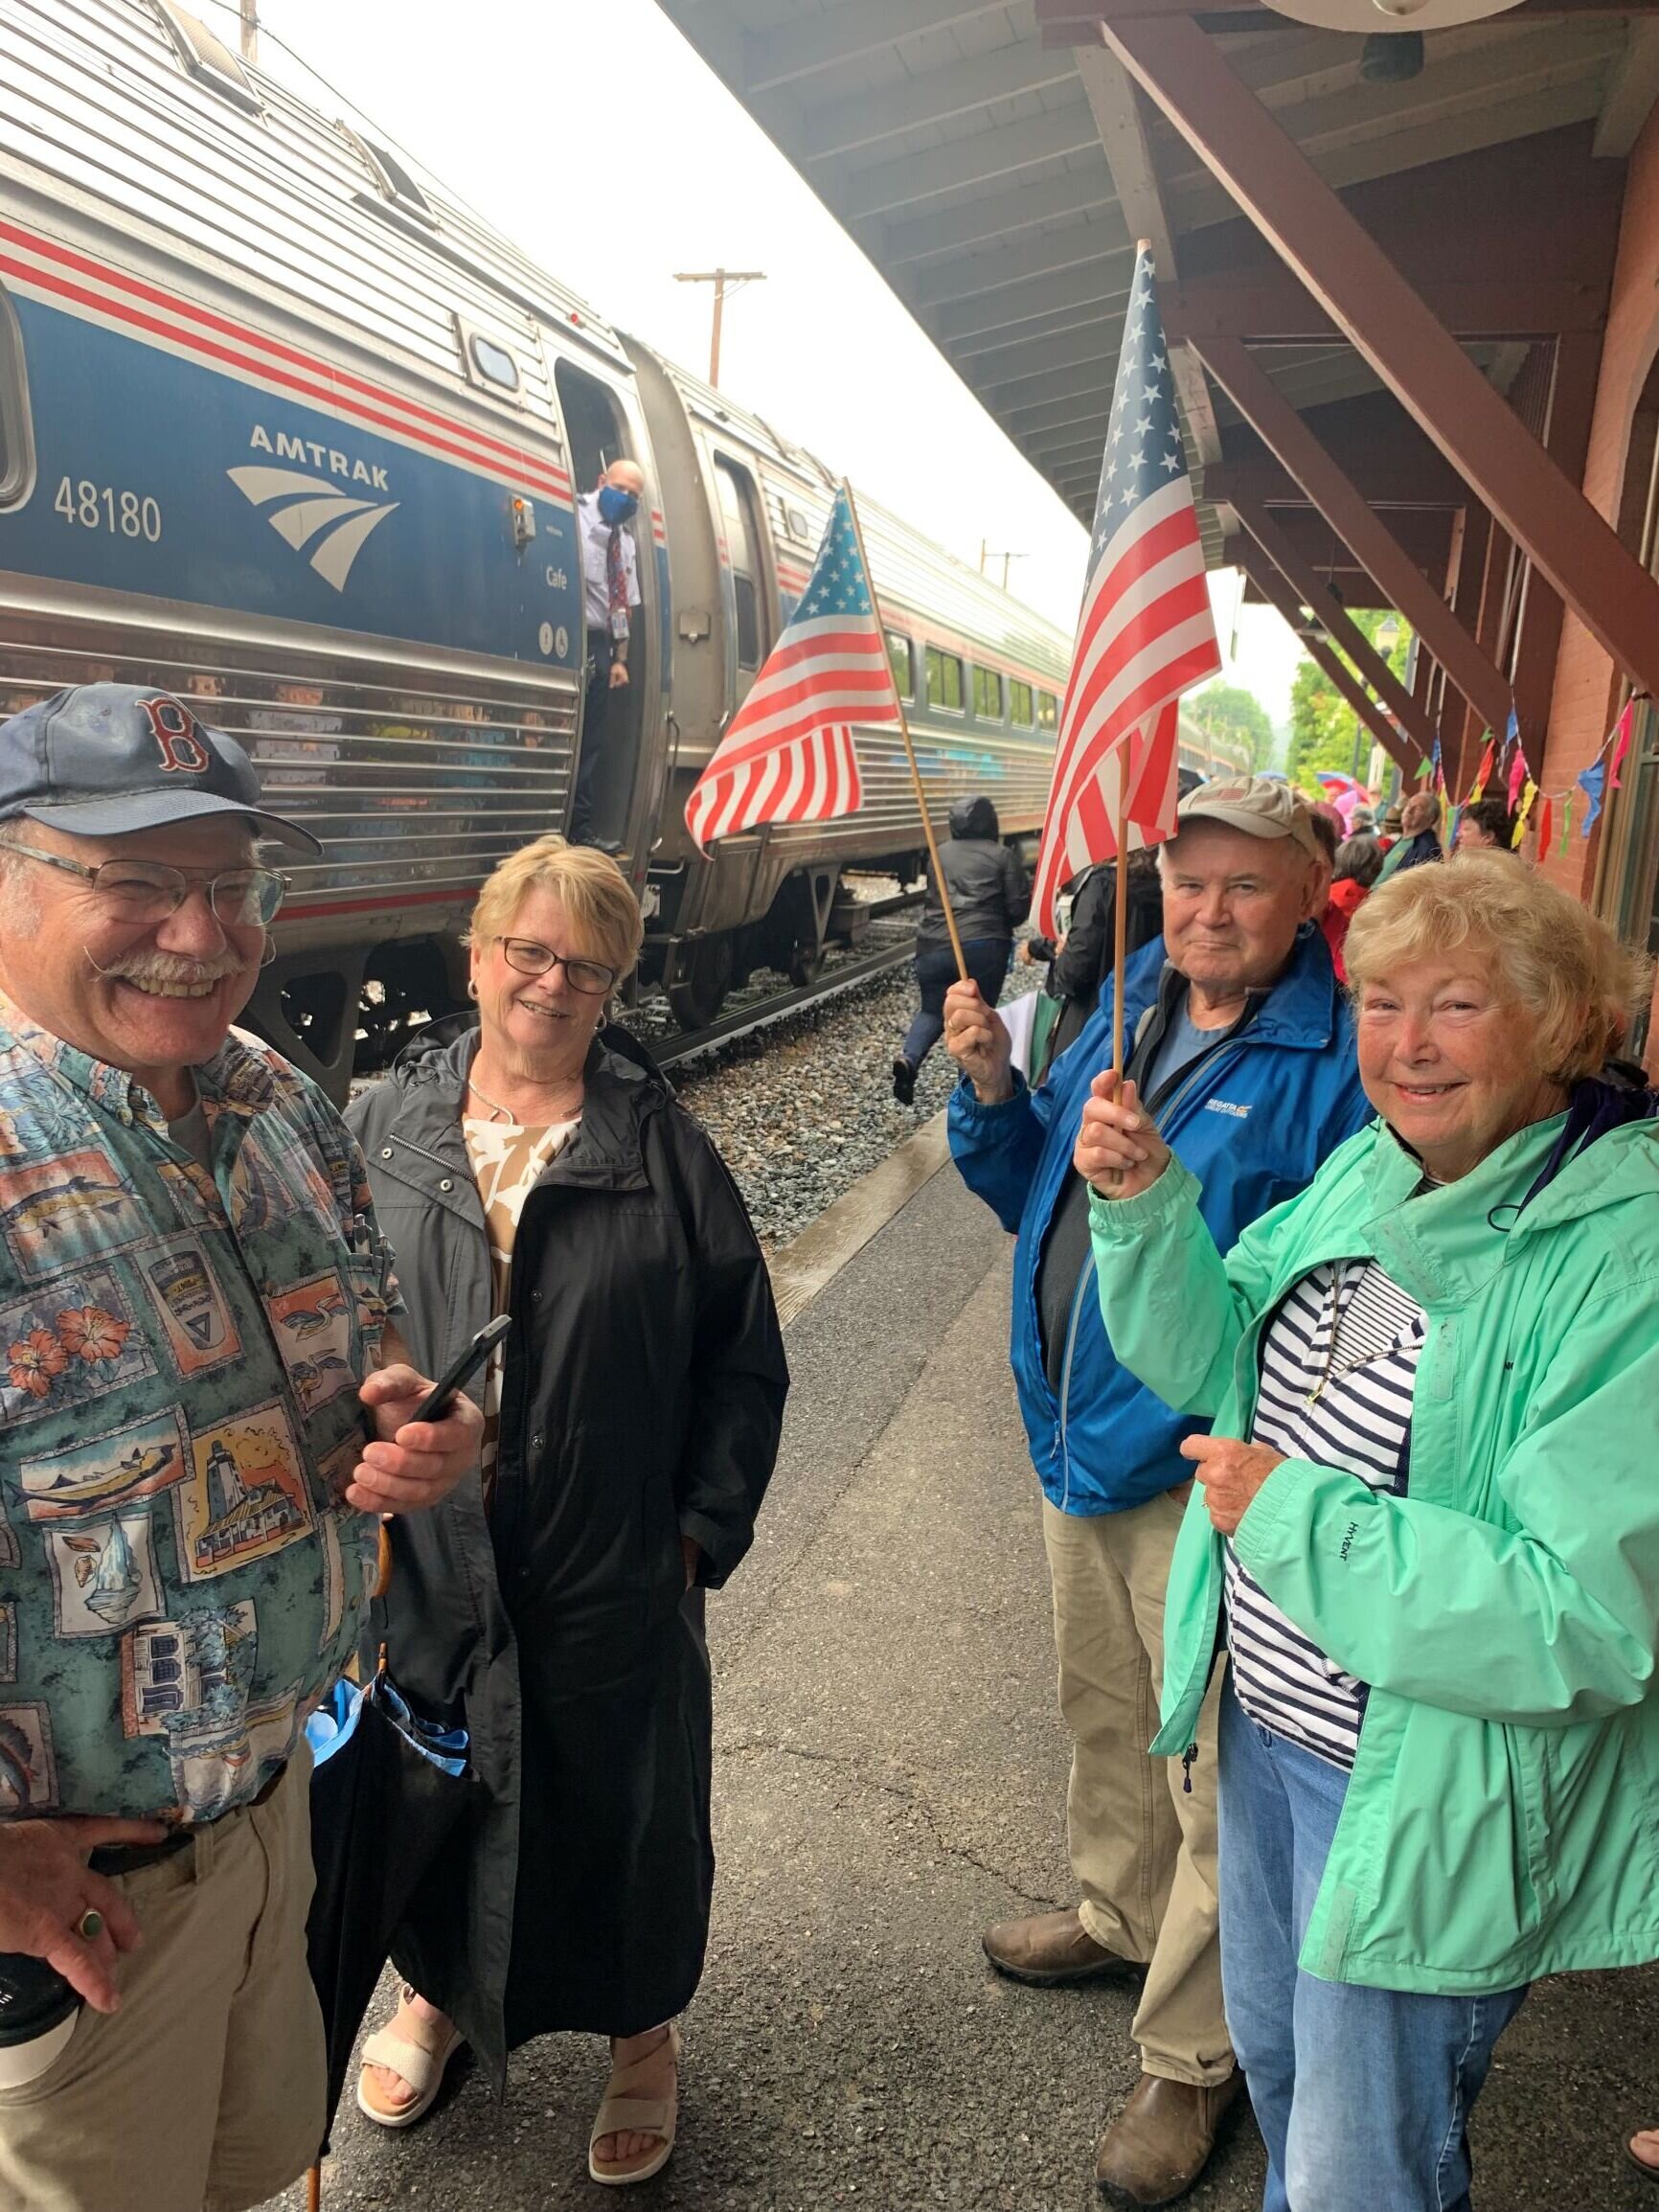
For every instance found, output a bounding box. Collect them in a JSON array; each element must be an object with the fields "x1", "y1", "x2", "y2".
[{"x1": 0, "y1": 685, "x2": 1653, "y2": 2212}]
